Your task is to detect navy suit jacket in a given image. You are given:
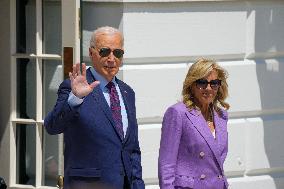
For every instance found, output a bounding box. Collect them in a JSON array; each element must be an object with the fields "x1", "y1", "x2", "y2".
[{"x1": 44, "y1": 68, "x2": 144, "y2": 189}]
